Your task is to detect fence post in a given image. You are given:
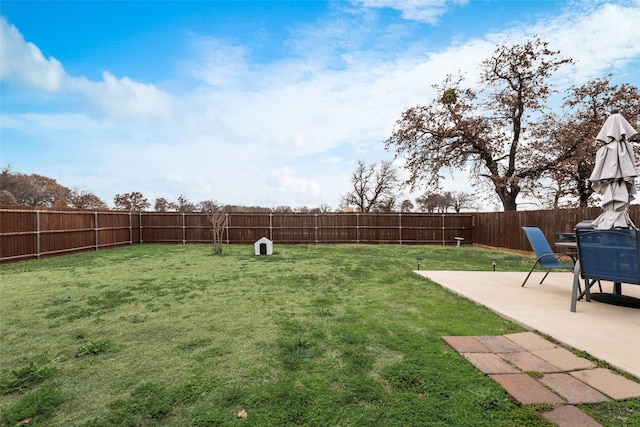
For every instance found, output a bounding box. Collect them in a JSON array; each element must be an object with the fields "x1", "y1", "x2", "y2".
[
  {"x1": 93, "y1": 212, "x2": 98, "y2": 250},
  {"x1": 269, "y1": 213, "x2": 273, "y2": 241},
  {"x1": 398, "y1": 212, "x2": 402, "y2": 245},
  {"x1": 140, "y1": 212, "x2": 143, "y2": 244},
  {"x1": 182, "y1": 213, "x2": 186, "y2": 245},
  {"x1": 441, "y1": 214, "x2": 445, "y2": 246},
  {"x1": 128, "y1": 212, "x2": 132, "y2": 245},
  {"x1": 356, "y1": 213, "x2": 360, "y2": 244},
  {"x1": 315, "y1": 214, "x2": 318, "y2": 244},
  {"x1": 225, "y1": 212, "x2": 230, "y2": 244},
  {"x1": 35, "y1": 211, "x2": 40, "y2": 259}
]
